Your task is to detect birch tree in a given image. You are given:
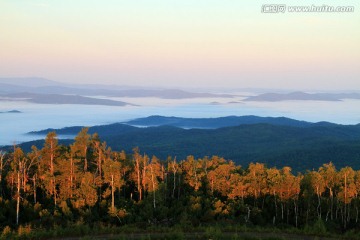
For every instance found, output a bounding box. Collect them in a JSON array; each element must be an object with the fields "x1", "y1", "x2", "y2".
[
  {"x1": 103, "y1": 156, "x2": 123, "y2": 213},
  {"x1": 73, "y1": 128, "x2": 91, "y2": 172},
  {"x1": 0, "y1": 151, "x2": 8, "y2": 197}
]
